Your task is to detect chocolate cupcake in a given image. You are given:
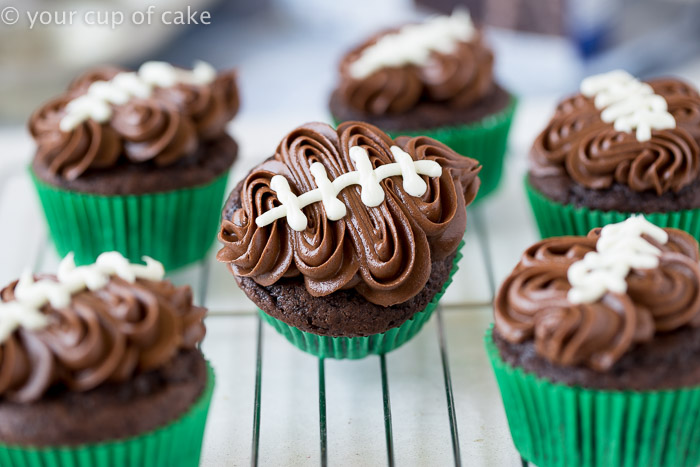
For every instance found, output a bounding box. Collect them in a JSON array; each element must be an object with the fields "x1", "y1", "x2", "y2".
[
  {"x1": 486, "y1": 216, "x2": 700, "y2": 467},
  {"x1": 527, "y1": 69, "x2": 700, "y2": 239},
  {"x1": 0, "y1": 251, "x2": 213, "y2": 466},
  {"x1": 217, "y1": 121, "x2": 480, "y2": 358},
  {"x1": 329, "y1": 10, "x2": 515, "y2": 200},
  {"x1": 29, "y1": 61, "x2": 240, "y2": 270}
]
